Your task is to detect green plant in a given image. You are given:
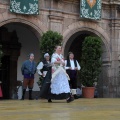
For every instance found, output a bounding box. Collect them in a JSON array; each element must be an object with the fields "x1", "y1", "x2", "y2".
[
  {"x1": 37, "y1": 75, "x2": 43, "y2": 87},
  {"x1": 80, "y1": 36, "x2": 102, "y2": 87},
  {"x1": 0, "y1": 45, "x2": 3, "y2": 67},
  {"x1": 38, "y1": 31, "x2": 63, "y2": 86},
  {"x1": 40, "y1": 30, "x2": 63, "y2": 57}
]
